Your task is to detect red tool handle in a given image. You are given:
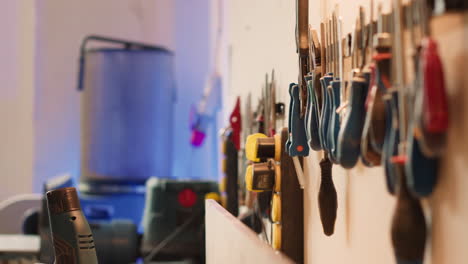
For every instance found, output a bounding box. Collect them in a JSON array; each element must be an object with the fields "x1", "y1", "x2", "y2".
[
  {"x1": 421, "y1": 38, "x2": 448, "y2": 133},
  {"x1": 229, "y1": 97, "x2": 242, "y2": 150}
]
